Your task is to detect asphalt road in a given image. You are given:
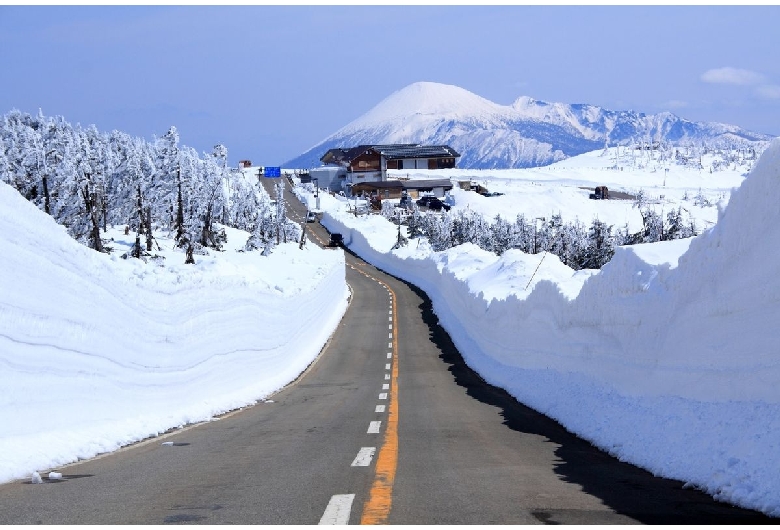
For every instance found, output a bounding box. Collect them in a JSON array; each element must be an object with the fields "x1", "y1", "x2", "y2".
[{"x1": 0, "y1": 176, "x2": 772, "y2": 524}]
